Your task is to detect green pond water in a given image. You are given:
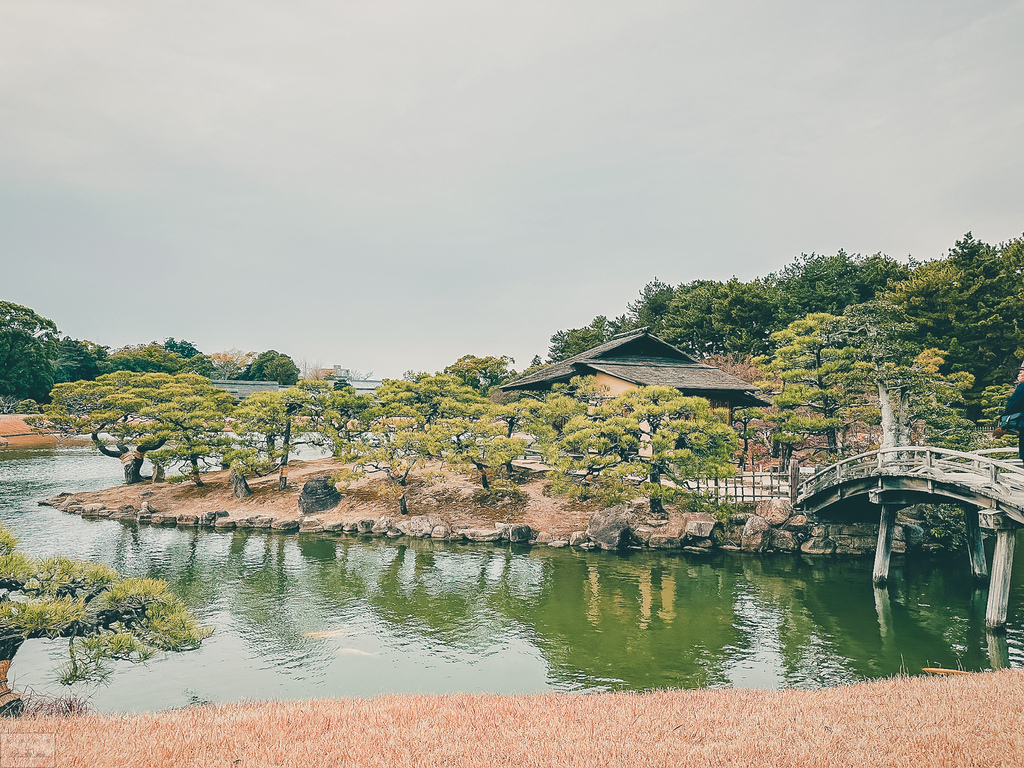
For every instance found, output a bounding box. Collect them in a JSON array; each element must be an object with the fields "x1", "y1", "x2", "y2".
[{"x1": 1, "y1": 445, "x2": 1021, "y2": 713}]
